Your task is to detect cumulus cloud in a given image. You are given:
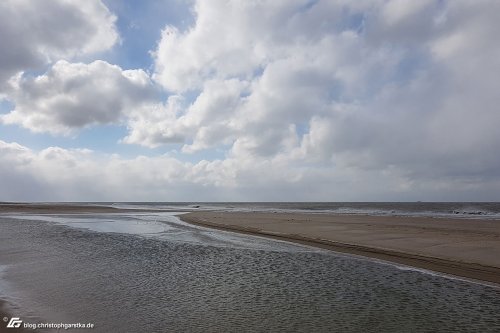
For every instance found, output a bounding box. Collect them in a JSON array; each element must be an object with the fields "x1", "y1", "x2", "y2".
[
  {"x1": 1, "y1": 60, "x2": 156, "y2": 134},
  {"x1": 0, "y1": 0, "x2": 118, "y2": 90},
  {"x1": 138, "y1": 0, "x2": 500, "y2": 196},
  {"x1": 124, "y1": 78, "x2": 248, "y2": 150},
  {"x1": 2, "y1": 0, "x2": 500, "y2": 201},
  {"x1": 147, "y1": 0, "x2": 406, "y2": 158}
]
